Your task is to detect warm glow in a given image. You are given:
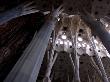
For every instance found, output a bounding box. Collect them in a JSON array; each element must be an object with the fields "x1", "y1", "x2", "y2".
[
  {"x1": 78, "y1": 37, "x2": 83, "y2": 41},
  {"x1": 61, "y1": 35, "x2": 67, "y2": 39}
]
